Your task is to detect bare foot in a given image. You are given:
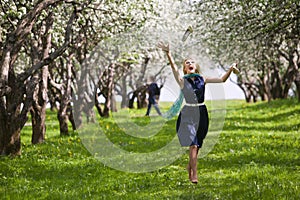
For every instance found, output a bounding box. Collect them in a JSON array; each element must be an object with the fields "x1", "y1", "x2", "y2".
[
  {"x1": 191, "y1": 178, "x2": 198, "y2": 184},
  {"x1": 190, "y1": 174, "x2": 198, "y2": 184}
]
